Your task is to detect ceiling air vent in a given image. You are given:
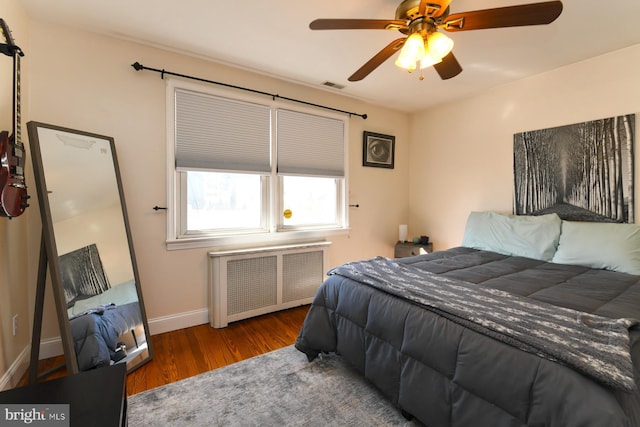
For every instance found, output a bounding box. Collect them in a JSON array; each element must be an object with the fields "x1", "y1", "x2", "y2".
[{"x1": 322, "y1": 81, "x2": 345, "y2": 90}]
